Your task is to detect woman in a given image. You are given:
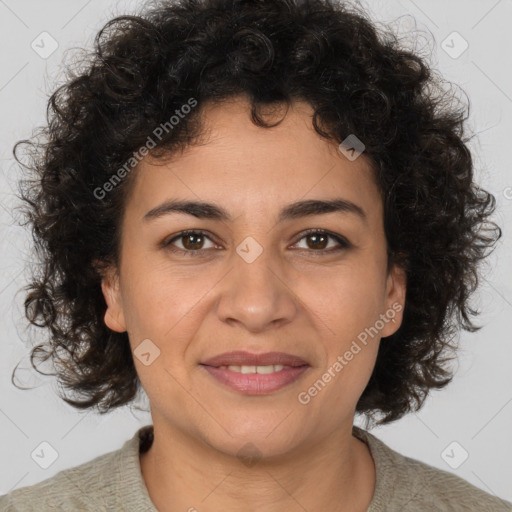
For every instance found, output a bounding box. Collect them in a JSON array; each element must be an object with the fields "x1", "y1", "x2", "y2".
[{"x1": 1, "y1": 0, "x2": 510, "y2": 510}]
